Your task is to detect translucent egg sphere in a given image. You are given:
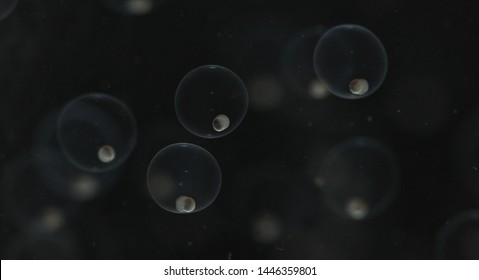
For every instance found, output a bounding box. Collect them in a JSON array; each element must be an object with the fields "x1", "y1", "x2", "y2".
[
  {"x1": 147, "y1": 143, "x2": 221, "y2": 214},
  {"x1": 57, "y1": 93, "x2": 137, "y2": 173},
  {"x1": 175, "y1": 65, "x2": 249, "y2": 138},
  {"x1": 318, "y1": 137, "x2": 399, "y2": 220},
  {"x1": 0, "y1": 0, "x2": 18, "y2": 21},
  {"x1": 313, "y1": 24, "x2": 387, "y2": 99},
  {"x1": 33, "y1": 110, "x2": 120, "y2": 201}
]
